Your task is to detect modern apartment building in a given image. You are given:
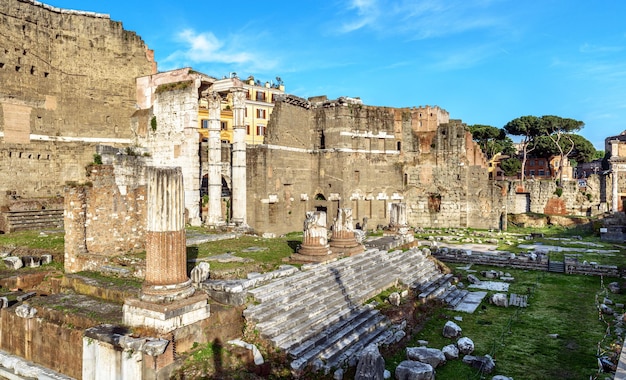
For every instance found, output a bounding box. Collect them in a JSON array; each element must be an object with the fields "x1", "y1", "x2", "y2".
[{"x1": 198, "y1": 75, "x2": 285, "y2": 144}]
